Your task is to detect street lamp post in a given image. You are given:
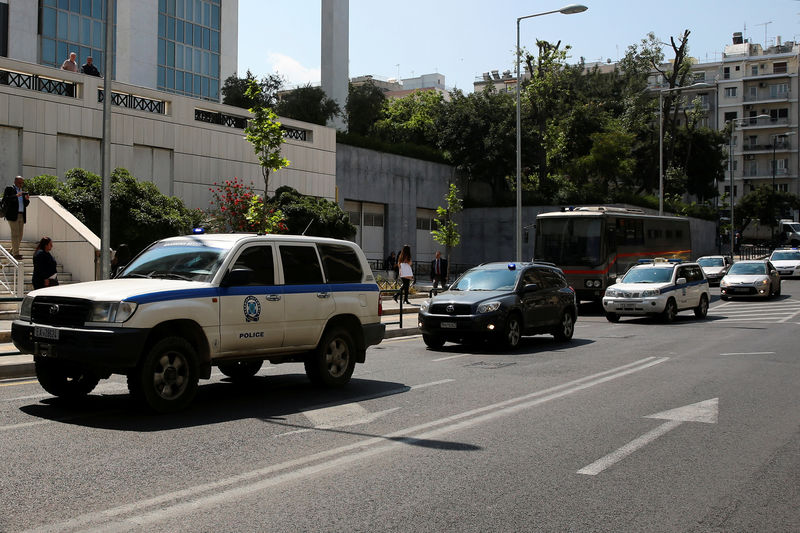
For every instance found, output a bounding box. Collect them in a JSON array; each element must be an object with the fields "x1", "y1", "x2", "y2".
[
  {"x1": 515, "y1": 4, "x2": 587, "y2": 262},
  {"x1": 657, "y1": 82, "x2": 713, "y2": 216}
]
